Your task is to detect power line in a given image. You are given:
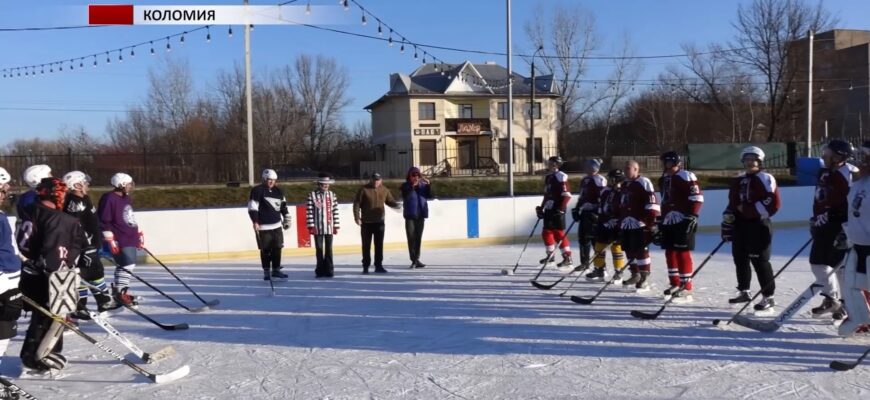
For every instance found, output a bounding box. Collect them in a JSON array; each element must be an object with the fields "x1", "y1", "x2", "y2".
[{"x1": 0, "y1": 25, "x2": 109, "y2": 32}]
